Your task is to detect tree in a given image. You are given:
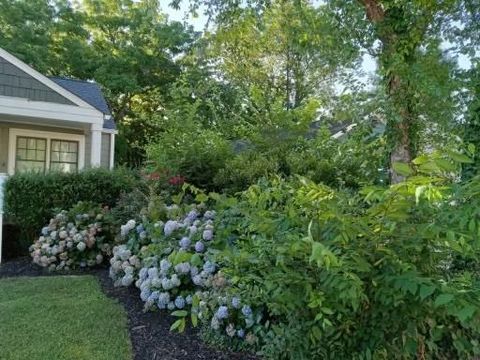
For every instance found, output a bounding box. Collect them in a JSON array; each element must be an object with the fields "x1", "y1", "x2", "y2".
[
  {"x1": 0, "y1": 0, "x2": 197, "y2": 167},
  {"x1": 178, "y1": 0, "x2": 467, "y2": 183}
]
